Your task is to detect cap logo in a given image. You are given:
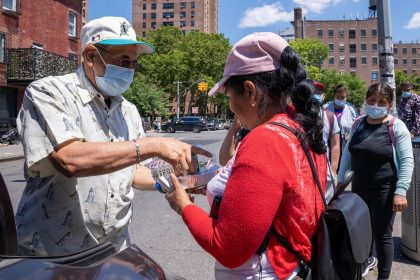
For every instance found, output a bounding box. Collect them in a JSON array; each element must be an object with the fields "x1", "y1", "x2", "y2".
[
  {"x1": 120, "y1": 21, "x2": 131, "y2": 36},
  {"x1": 91, "y1": 34, "x2": 100, "y2": 42}
]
